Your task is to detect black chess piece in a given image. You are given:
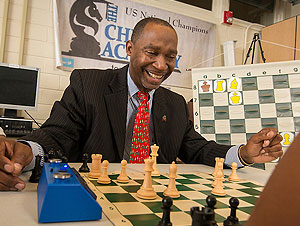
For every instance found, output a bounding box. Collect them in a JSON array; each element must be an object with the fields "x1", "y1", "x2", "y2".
[
  {"x1": 191, "y1": 206, "x2": 202, "y2": 226},
  {"x1": 223, "y1": 197, "x2": 241, "y2": 226},
  {"x1": 206, "y1": 195, "x2": 217, "y2": 210},
  {"x1": 191, "y1": 195, "x2": 217, "y2": 226},
  {"x1": 29, "y1": 155, "x2": 43, "y2": 183},
  {"x1": 79, "y1": 153, "x2": 90, "y2": 172},
  {"x1": 157, "y1": 196, "x2": 173, "y2": 226}
]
